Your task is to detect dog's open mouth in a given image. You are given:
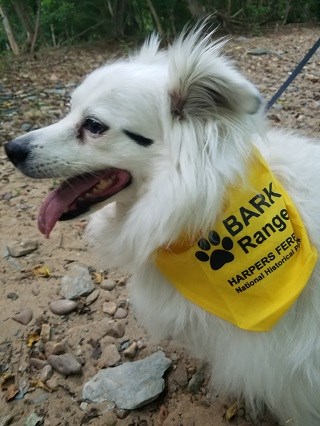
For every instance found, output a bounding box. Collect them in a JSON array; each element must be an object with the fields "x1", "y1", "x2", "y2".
[{"x1": 38, "y1": 168, "x2": 131, "y2": 237}]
